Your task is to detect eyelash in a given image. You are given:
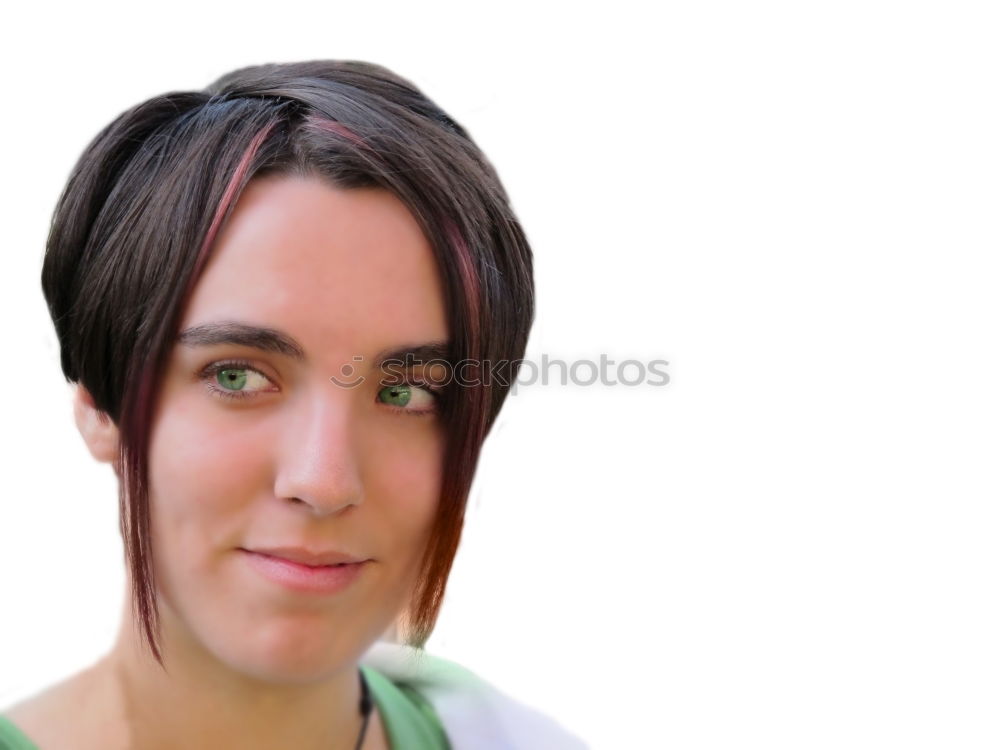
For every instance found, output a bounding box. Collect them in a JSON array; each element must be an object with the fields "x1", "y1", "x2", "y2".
[{"x1": 198, "y1": 359, "x2": 444, "y2": 416}]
